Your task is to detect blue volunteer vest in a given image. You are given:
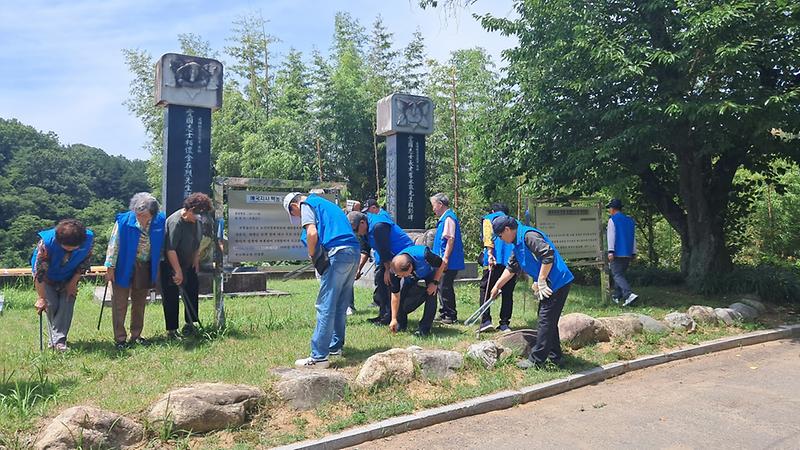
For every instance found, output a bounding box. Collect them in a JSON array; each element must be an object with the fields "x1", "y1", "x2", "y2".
[
  {"x1": 300, "y1": 195, "x2": 359, "y2": 251},
  {"x1": 482, "y1": 211, "x2": 514, "y2": 267},
  {"x1": 610, "y1": 212, "x2": 635, "y2": 257},
  {"x1": 513, "y1": 225, "x2": 574, "y2": 292},
  {"x1": 31, "y1": 228, "x2": 94, "y2": 282},
  {"x1": 367, "y1": 213, "x2": 414, "y2": 265},
  {"x1": 433, "y1": 209, "x2": 465, "y2": 271},
  {"x1": 399, "y1": 245, "x2": 435, "y2": 280},
  {"x1": 113, "y1": 210, "x2": 166, "y2": 288}
]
